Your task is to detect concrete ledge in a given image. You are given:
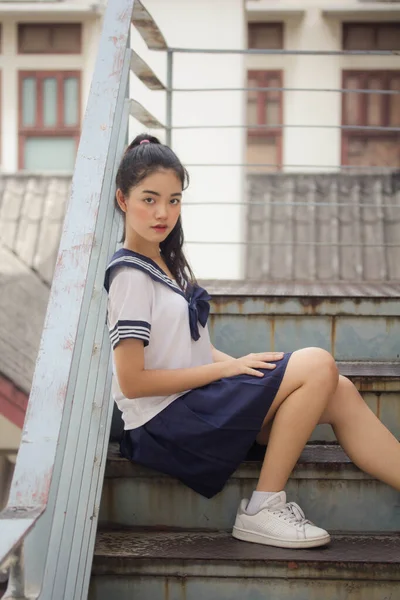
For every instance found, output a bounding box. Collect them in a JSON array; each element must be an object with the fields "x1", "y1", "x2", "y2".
[{"x1": 92, "y1": 530, "x2": 400, "y2": 579}]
